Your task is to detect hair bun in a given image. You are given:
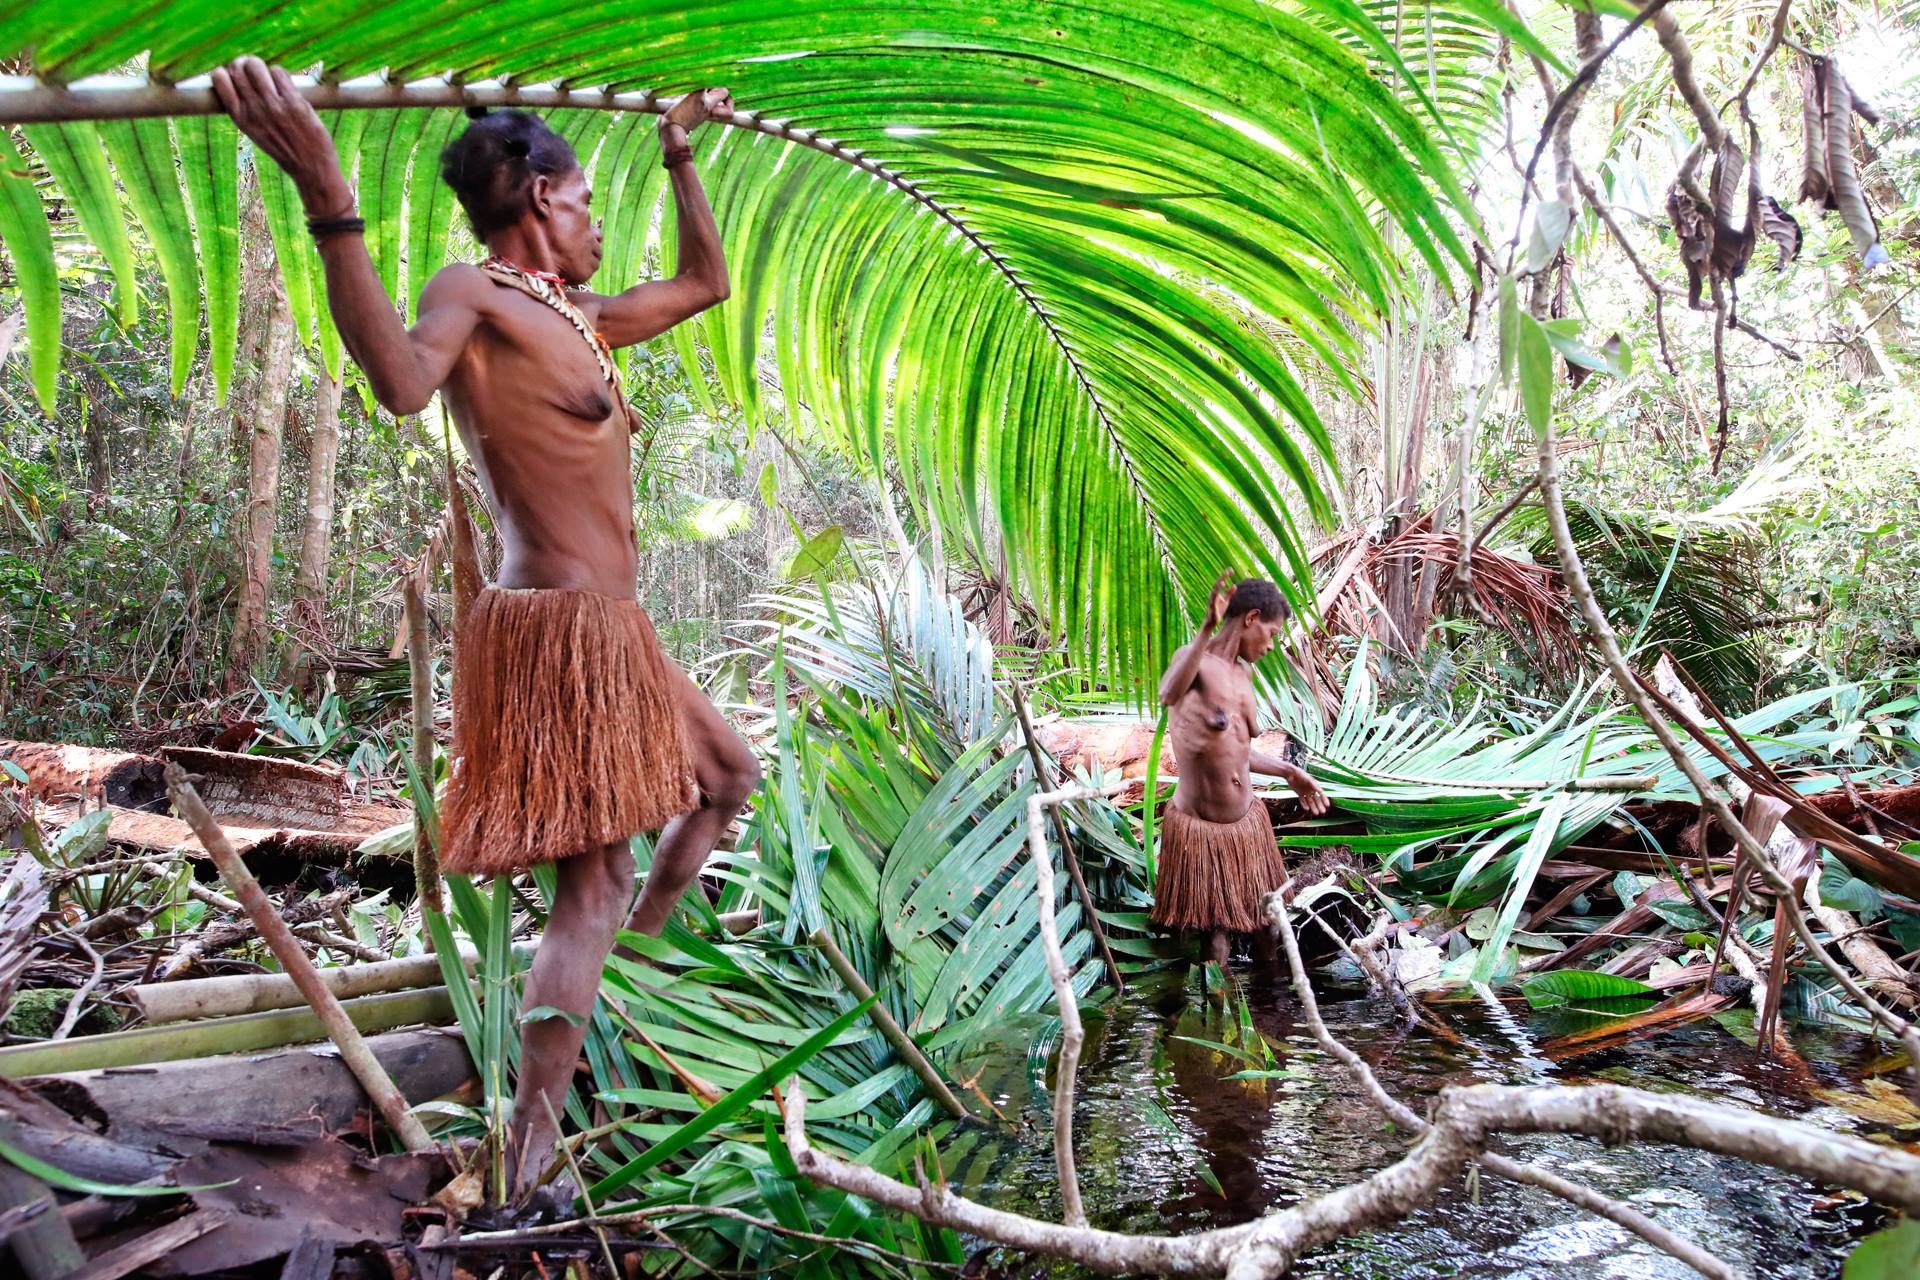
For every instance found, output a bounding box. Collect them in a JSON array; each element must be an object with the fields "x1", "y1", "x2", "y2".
[{"x1": 464, "y1": 105, "x2": 491, "y2": 120}]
